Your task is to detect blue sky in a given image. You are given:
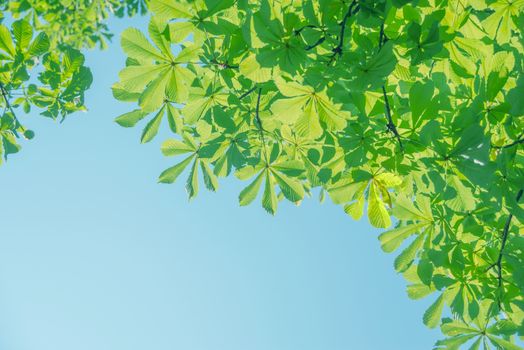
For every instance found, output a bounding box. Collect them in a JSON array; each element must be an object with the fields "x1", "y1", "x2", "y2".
[{"x1": 0, "y1": 15, "x2": 440, "y2": 350}]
